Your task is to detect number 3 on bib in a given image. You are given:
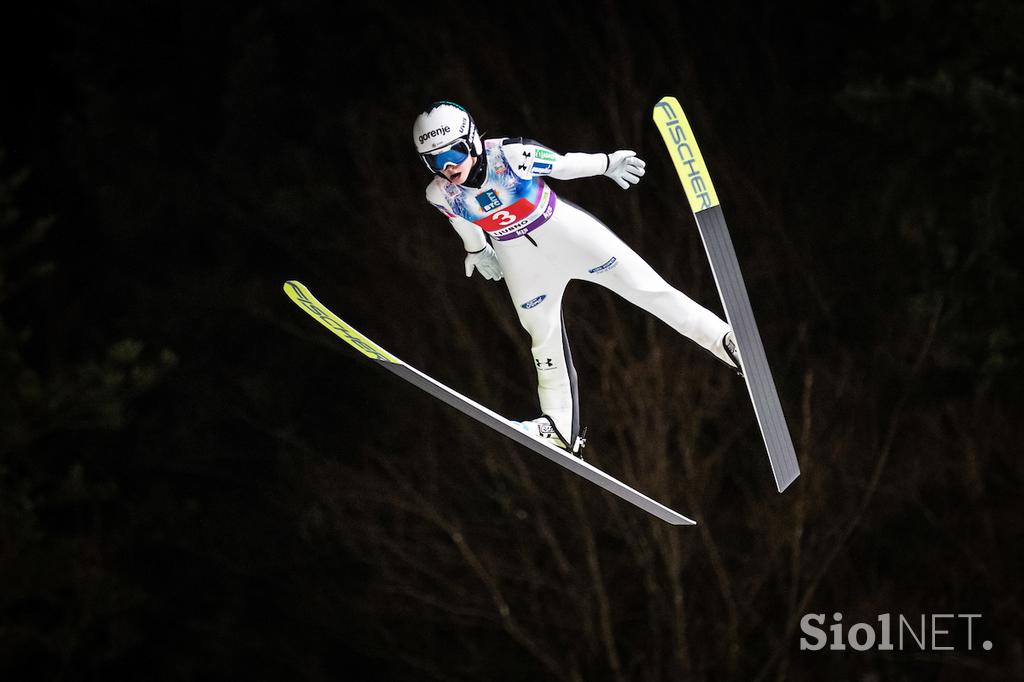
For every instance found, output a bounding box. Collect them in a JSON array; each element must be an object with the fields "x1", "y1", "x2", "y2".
[
  {"x1": 475, "y1": 196, "x2": 536, "y2": 233},
  {"x1": 491, "y1": 210, "x2": 516, "y2": 227}
]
